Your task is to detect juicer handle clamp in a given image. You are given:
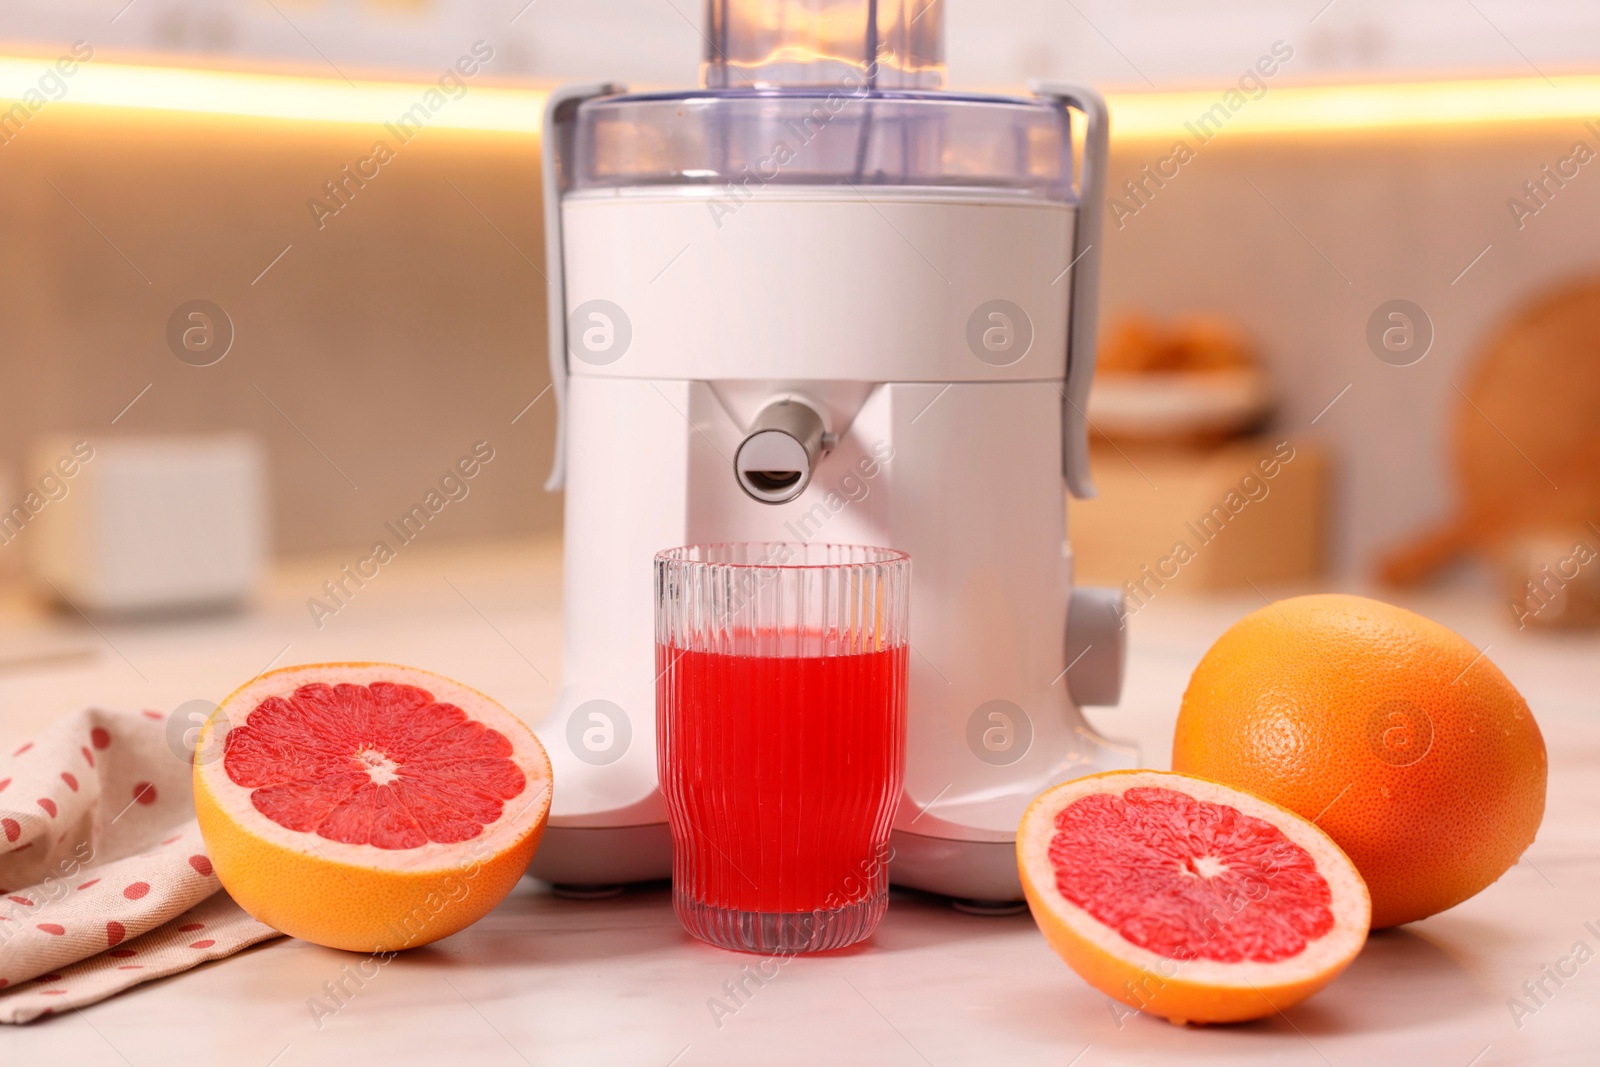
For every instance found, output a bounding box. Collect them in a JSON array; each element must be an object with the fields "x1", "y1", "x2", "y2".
[
  {"x1": 1029, "y1": 80, "x2": 1108, "y2": 501},
  {"x1": 542, "y1": 81, "x2": 626, "y2": 493}
]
